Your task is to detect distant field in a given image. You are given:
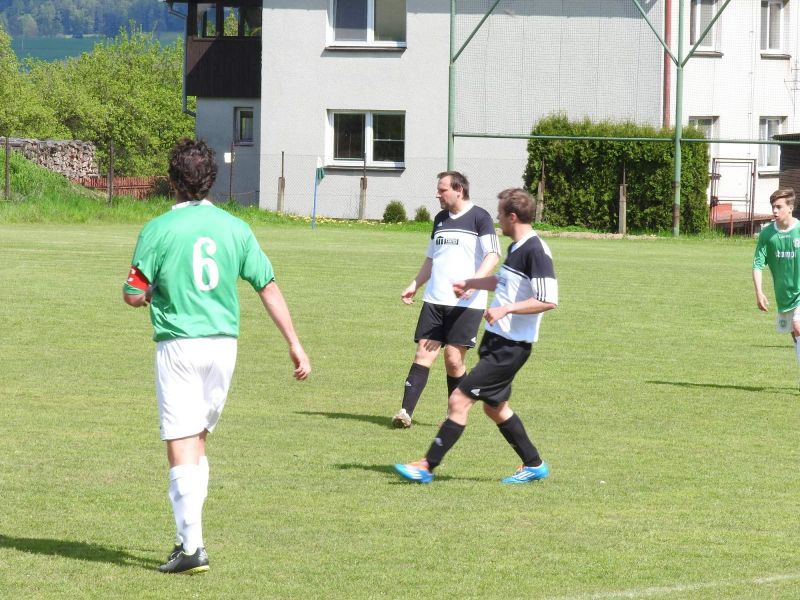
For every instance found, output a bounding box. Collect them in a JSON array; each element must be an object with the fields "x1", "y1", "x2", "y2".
[
  {"x1": 1, "y1": 222, "x2": 797, "y2": 599},
  {"x1": 10, "y1": 32, "x2": 181, "y2": 62}
]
